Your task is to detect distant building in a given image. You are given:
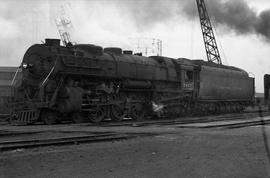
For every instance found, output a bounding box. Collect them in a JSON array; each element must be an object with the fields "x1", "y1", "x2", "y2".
[
  {"x1": 255, "y1": 93, "x2": 264, "y2": 105},
  {"x1": 0, "y1": 66, "x2": 21, "y2": 115}
]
